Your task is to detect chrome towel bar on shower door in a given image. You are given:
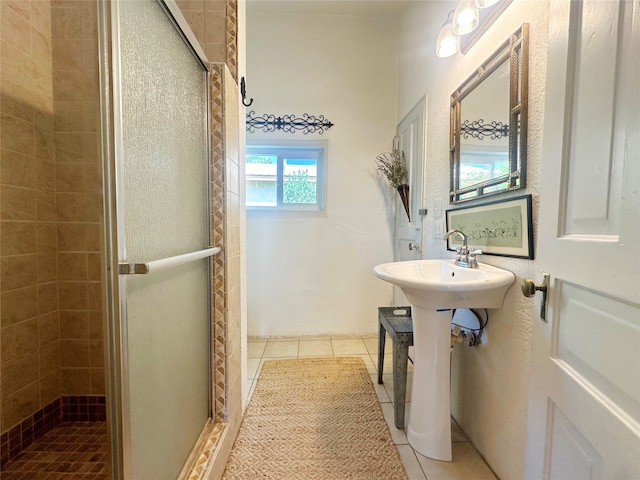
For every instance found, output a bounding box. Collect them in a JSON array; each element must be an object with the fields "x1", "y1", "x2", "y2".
[{"x1": 118, "y1": 247, "x2": 222, "y2": 275}]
